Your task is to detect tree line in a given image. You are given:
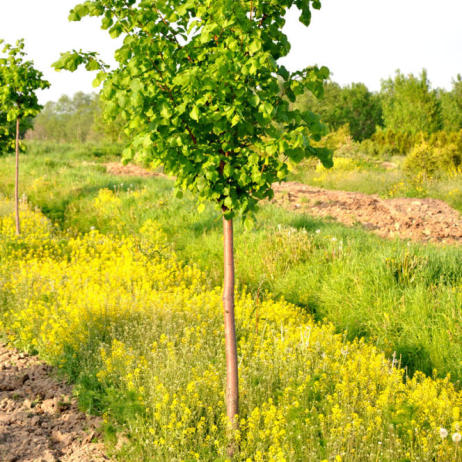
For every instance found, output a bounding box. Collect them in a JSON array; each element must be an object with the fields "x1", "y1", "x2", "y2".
[
  {"x1": 3, "y1": 68, "x2": 459, "y2": 149},
  {"x1": 296, "y1": 69, "x2": 462, "y2": 142},
  {"x1": 24, "y1": 91, "x2": 125, "y2": 144}
]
